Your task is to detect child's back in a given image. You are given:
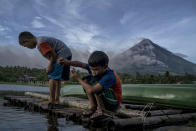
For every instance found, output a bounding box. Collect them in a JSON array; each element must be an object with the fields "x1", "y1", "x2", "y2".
[{"x1": 37, "y1": 36, "x2": 71, "y2": 59}]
